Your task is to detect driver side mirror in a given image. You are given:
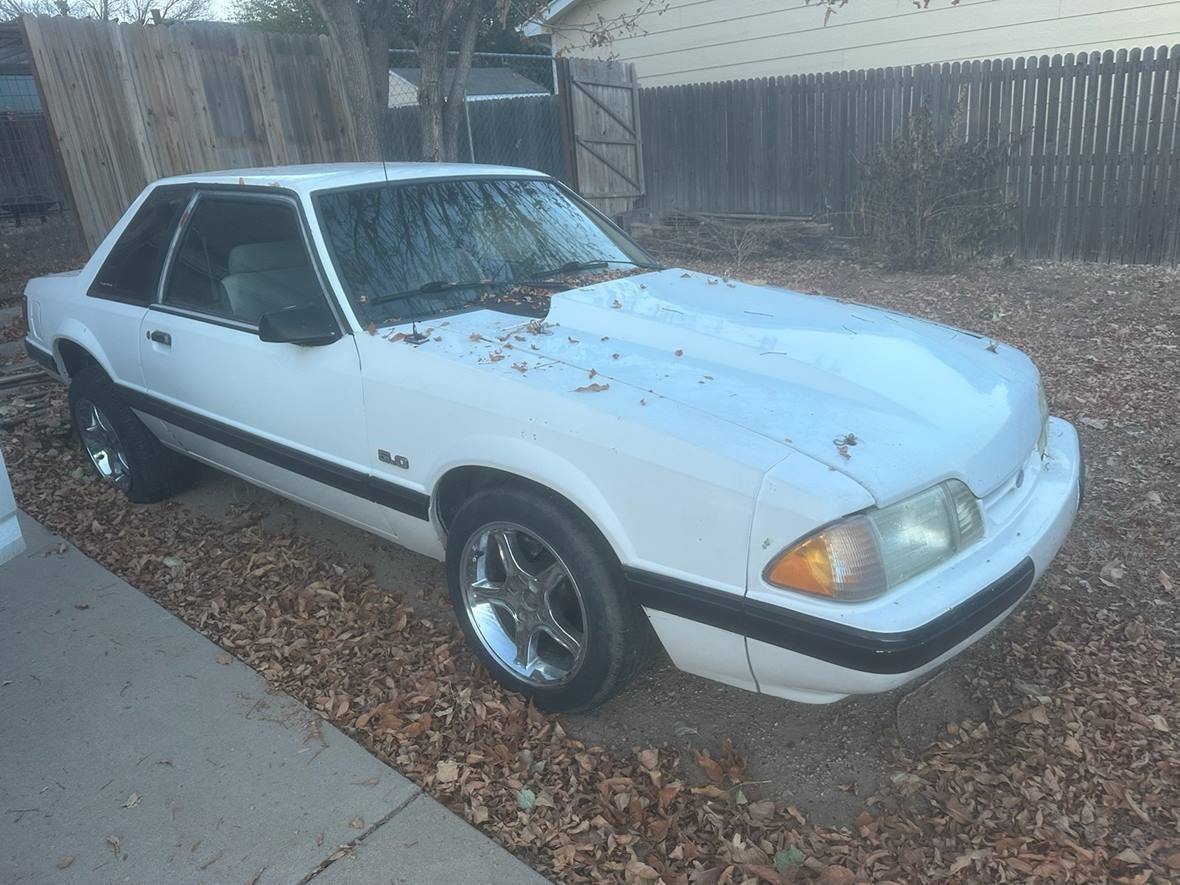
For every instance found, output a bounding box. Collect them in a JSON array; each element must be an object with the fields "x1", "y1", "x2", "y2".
[{"x1": 258, "y1": 303, "x2": 342, "y2": 347}]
